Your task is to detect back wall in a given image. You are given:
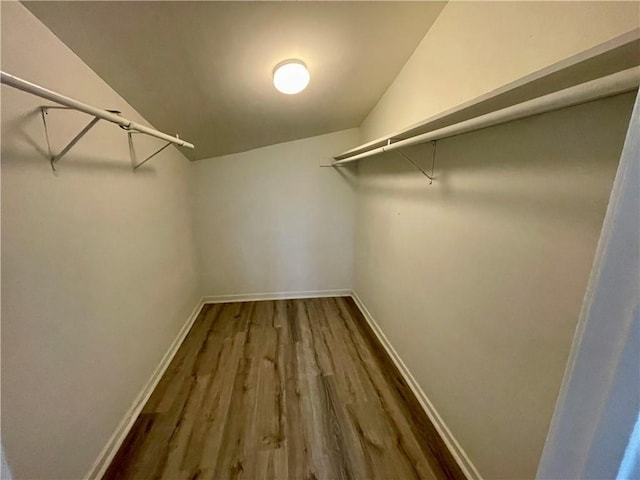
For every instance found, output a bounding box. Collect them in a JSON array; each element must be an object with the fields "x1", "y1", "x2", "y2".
[{"x1": 192, "y1": 129, "x2": 359, "y2": 298}]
